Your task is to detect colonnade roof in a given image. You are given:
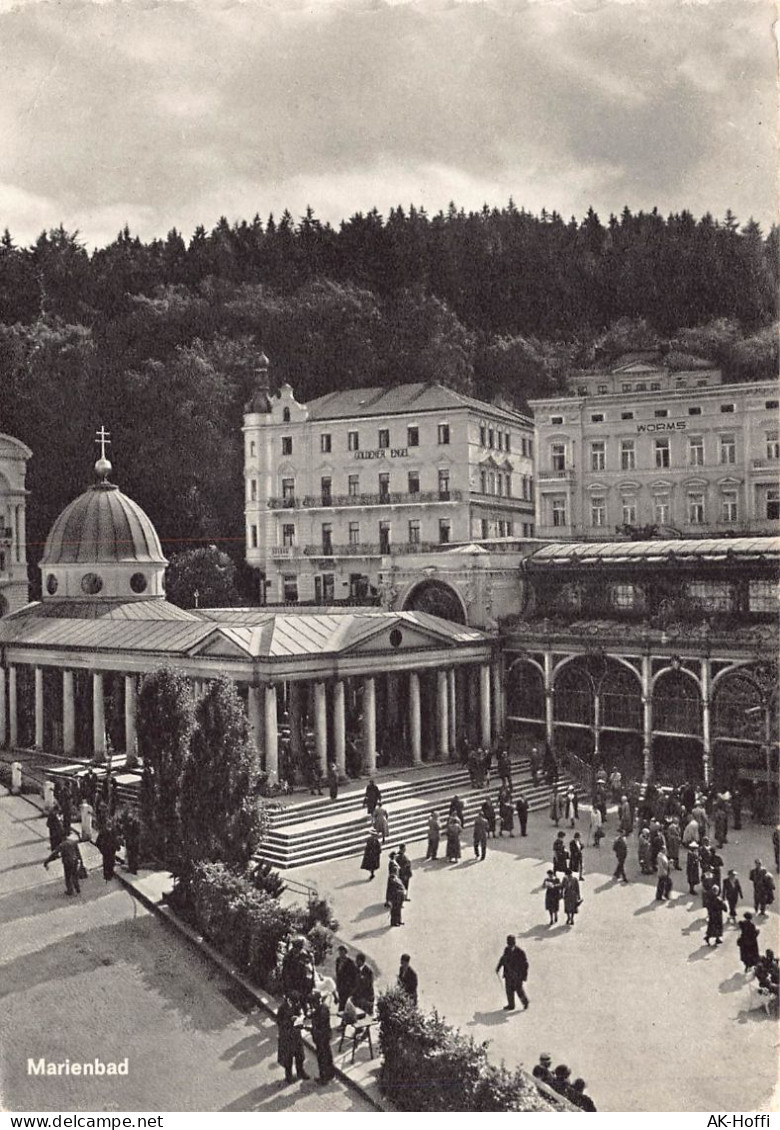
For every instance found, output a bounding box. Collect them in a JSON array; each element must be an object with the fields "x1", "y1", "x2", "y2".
[
  {"x1": 527, "y1": 536, "x2": 780, "y2": 567},
  {"x1": 0, "y1": 607, "x2": 490, "y2": 663}
]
